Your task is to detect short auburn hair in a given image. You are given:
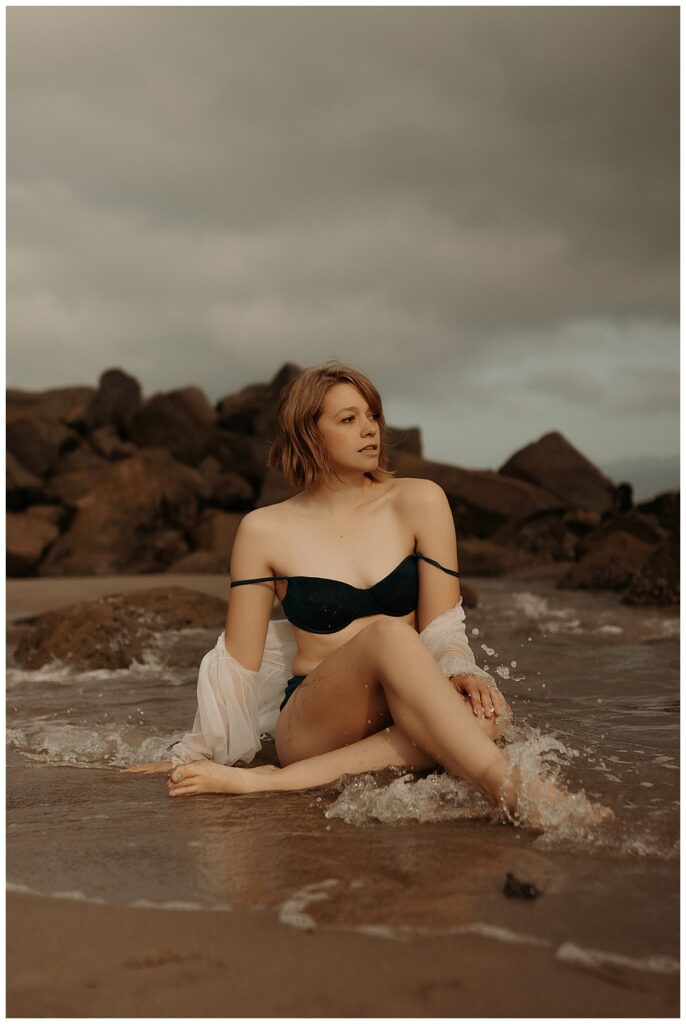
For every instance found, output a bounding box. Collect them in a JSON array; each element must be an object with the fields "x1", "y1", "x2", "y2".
[{"x1": 267, "y1": 361, "x2": 397, "y2": 491}]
